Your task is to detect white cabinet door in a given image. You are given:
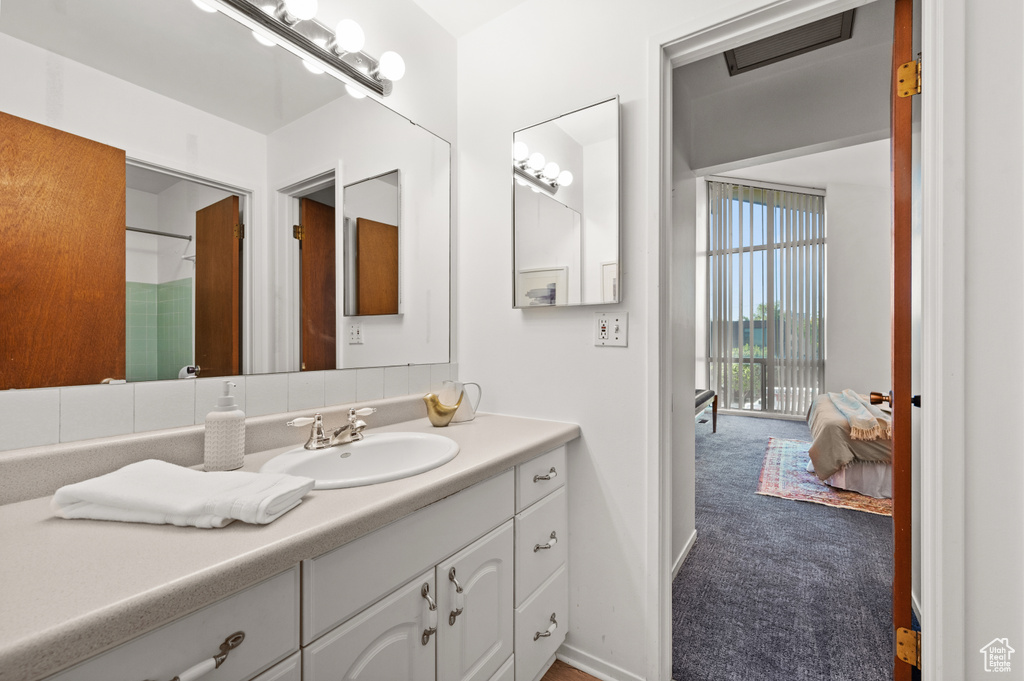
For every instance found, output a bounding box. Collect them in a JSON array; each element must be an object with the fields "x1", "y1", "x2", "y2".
[
  {"x1": 303, "y1": 570, "x2": 437, "y2": 681},
  {"x1": 437, "y1": 520, "x2": 514, "y2": 681}
]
